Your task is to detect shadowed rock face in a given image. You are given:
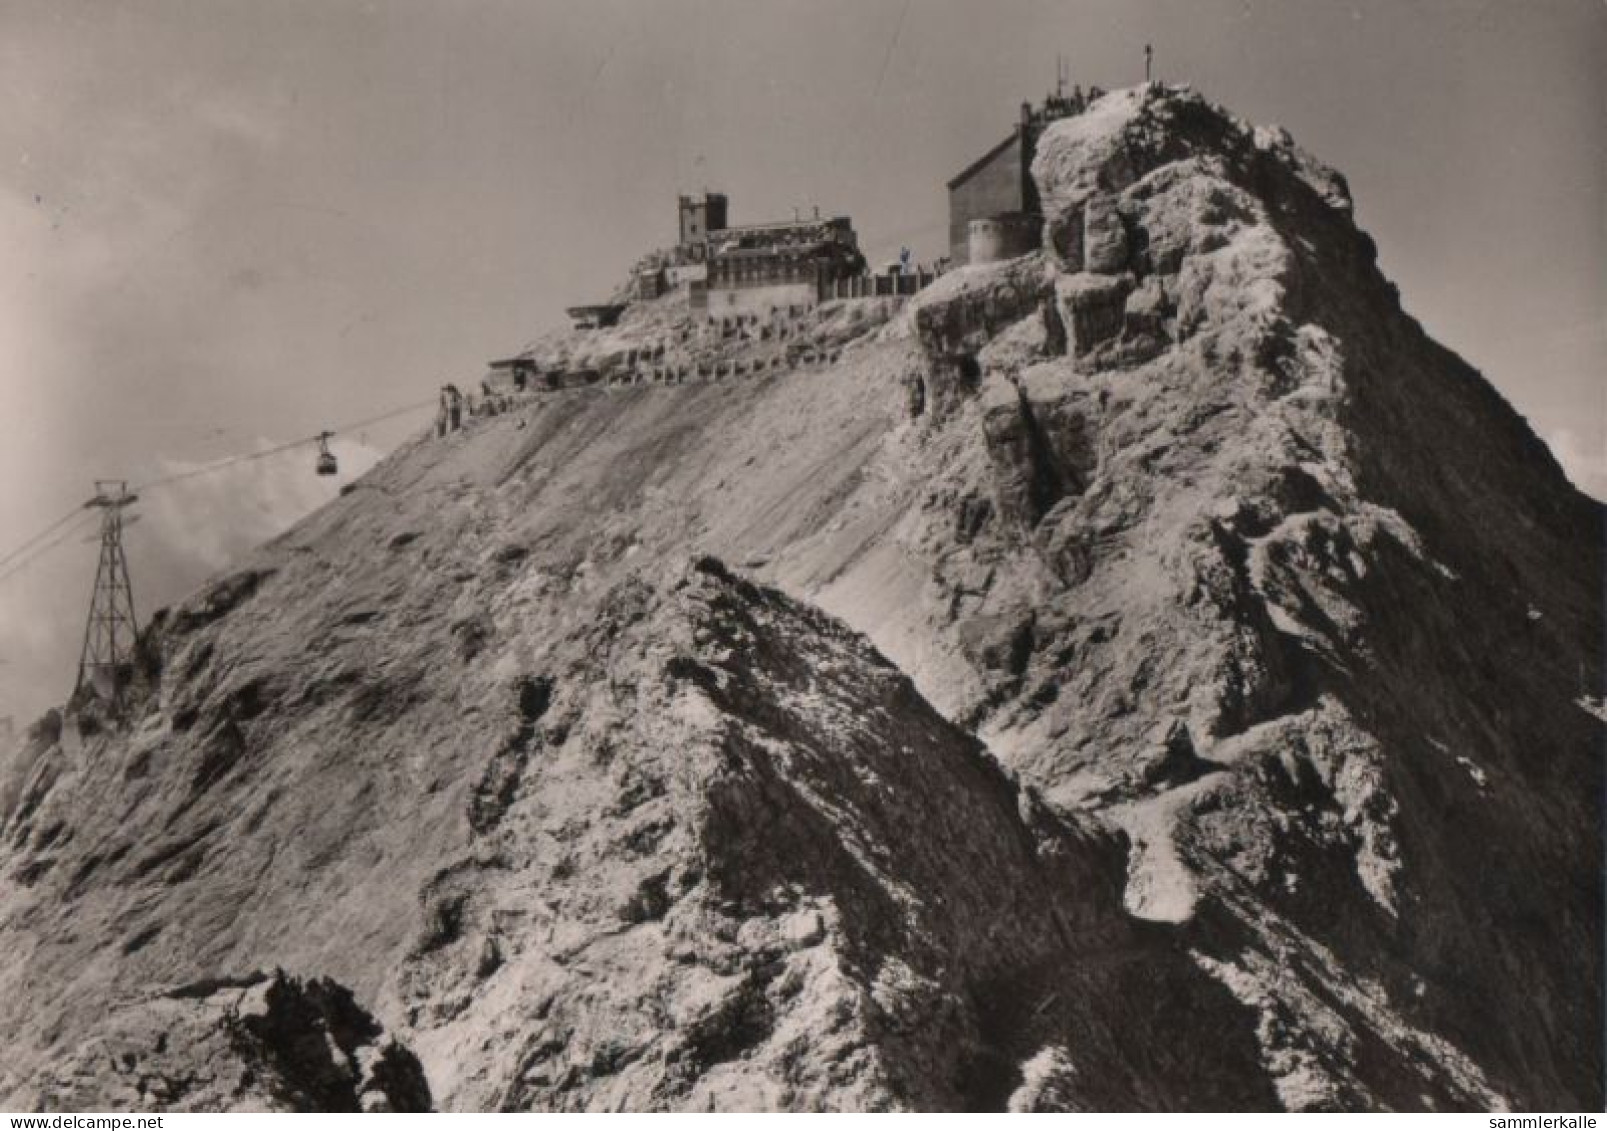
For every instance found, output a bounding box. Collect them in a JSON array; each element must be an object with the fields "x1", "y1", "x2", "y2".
[
  {"x1": 0, "y1": 559, "x2": 1274, "y2": 1112},
  {"x1": 19, "y1": 971, "x2": 431, "y2": 1112},
  {"x1": 0, "y1": 84, "x2": 1599, "y2": 1111},
  {"x1": 394, "y1": 558, "x2": 1275, "y2": 1111}
]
